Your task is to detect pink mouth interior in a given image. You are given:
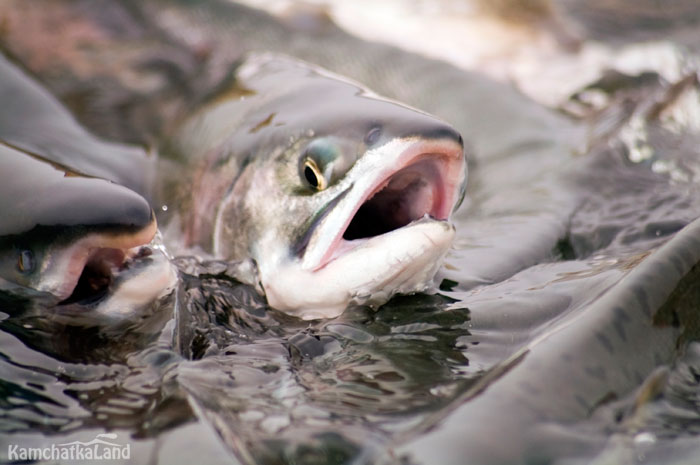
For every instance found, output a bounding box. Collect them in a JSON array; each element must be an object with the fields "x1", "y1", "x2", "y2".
[
  {"x1": 59, "y1": 247, "x2": 151, "y2": 305},
  {"x1": 57, "y1": 221, "x2": 157, "y2": 305},
  {"x1": 315, "y1": 140, "x2": 464, "y2": 270},
  {"x1": 343, "y1": 157, "x2": 450, "y2": 240}
]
